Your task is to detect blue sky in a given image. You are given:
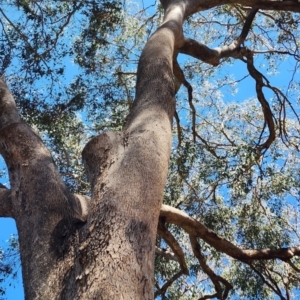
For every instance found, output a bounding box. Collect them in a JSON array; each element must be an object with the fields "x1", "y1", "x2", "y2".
[{"x1": 0, "y1": 218, "x2": 23, "y2": 300}]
